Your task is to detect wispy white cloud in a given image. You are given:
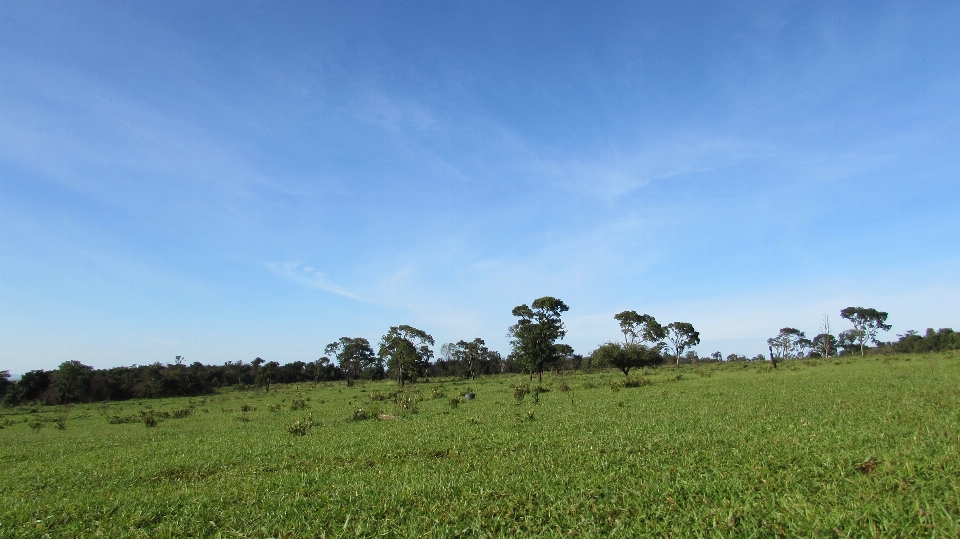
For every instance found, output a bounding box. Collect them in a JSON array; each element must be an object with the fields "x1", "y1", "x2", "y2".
[
  {"x1": 351, "y1": 90, "x2": 438, "y2": 133},
  {"x1": 266, "y1": 261, "x2": 358, "y2": 300}
]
